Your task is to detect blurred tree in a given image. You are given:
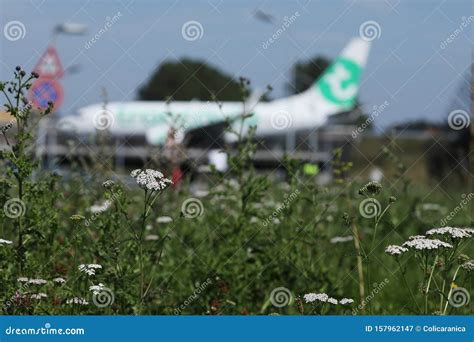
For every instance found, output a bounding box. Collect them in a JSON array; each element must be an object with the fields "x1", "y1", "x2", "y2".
[
  {"x1": 138, "y1": 59, "x2": 243, "y2": 101},
  {"x1": 286, "y1": 56, "x2": 331, "y2": 94}
]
